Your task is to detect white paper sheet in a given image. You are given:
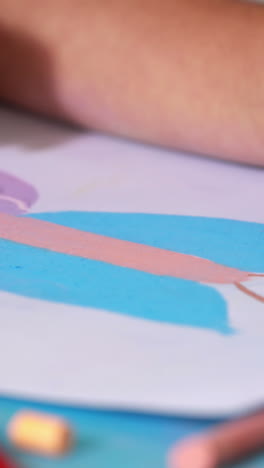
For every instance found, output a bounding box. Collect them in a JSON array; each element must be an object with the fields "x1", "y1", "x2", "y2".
[{"x1": 0, "y1": 106, "x2": 264, "y2": 416}]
